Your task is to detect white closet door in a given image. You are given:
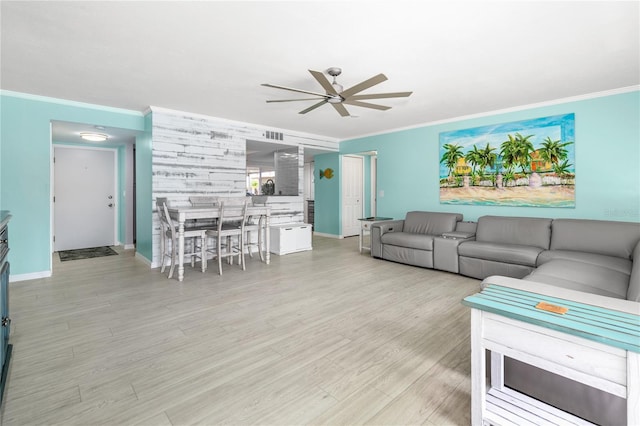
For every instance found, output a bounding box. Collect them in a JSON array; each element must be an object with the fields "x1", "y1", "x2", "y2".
[{"x1": 341, "y1": 155, "x2": 364, "y2": 237}]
